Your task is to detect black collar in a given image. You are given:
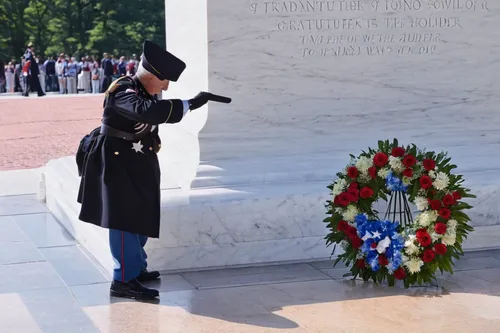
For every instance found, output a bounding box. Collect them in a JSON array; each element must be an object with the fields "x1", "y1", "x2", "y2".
[{"x1": 132, "y1": 76, "x2": 153, "y2": 99}]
